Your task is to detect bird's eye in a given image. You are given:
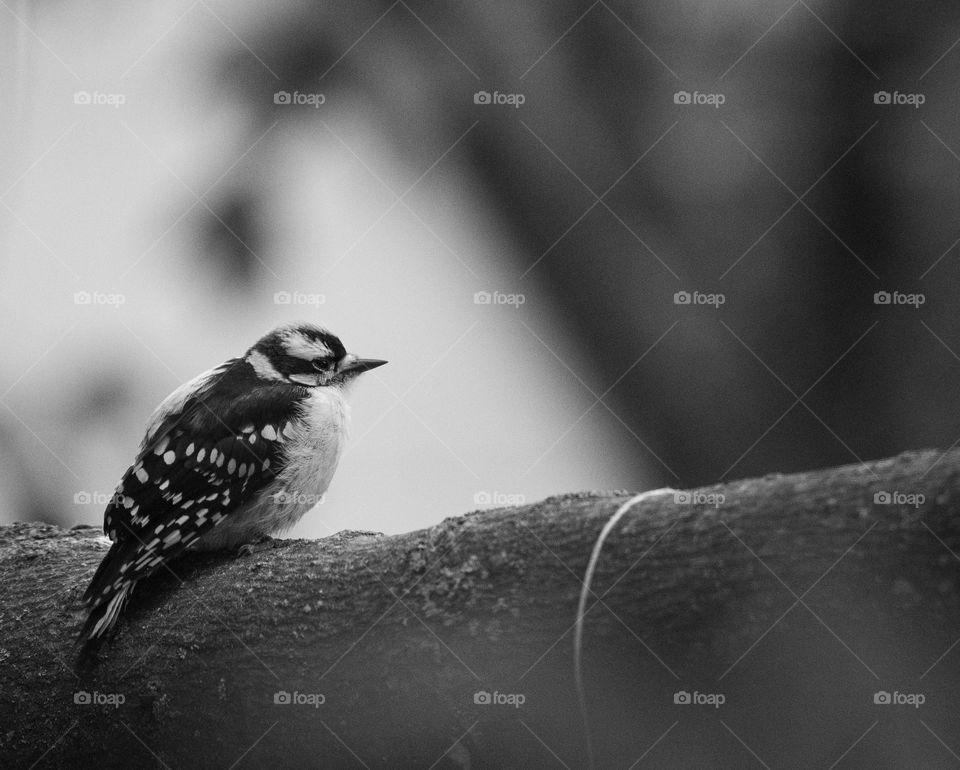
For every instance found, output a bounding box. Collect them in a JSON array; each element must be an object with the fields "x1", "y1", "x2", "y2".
[{"x1": 312, "y1": 359, "x2": 333, "y2": 372}]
